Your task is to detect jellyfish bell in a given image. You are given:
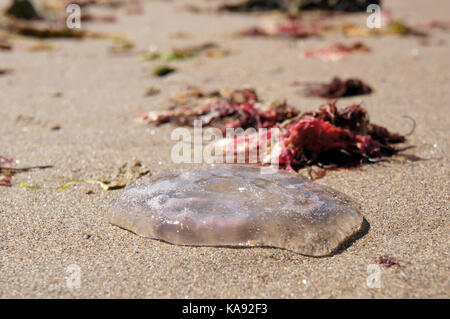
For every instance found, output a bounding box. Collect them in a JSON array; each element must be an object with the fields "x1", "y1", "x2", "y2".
[{"x1": 107, "y1": 165, "x2": 364, "y2": 256}]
